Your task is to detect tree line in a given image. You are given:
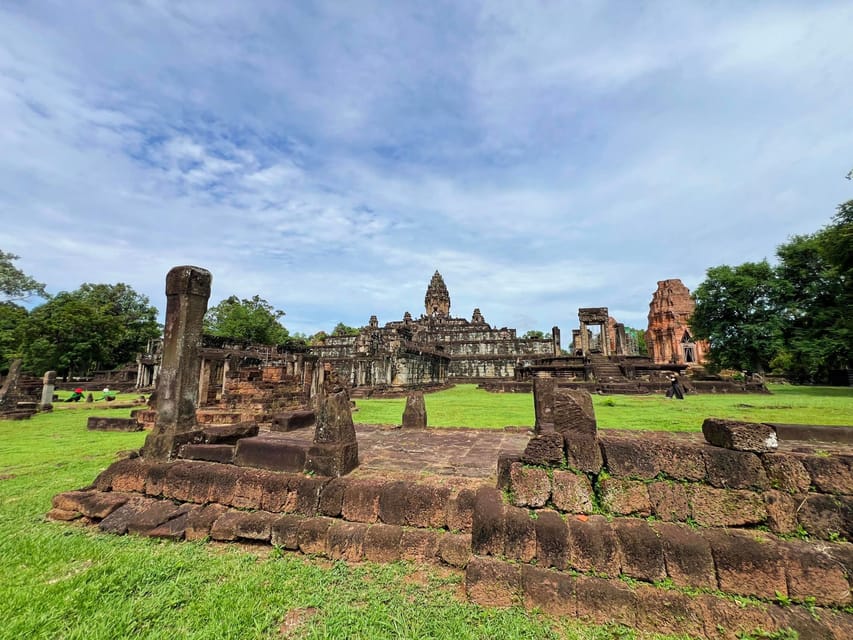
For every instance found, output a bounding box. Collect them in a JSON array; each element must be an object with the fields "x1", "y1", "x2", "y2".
[{"x1": 691, "y1": 193, "x2": 851, "y2": 382}]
